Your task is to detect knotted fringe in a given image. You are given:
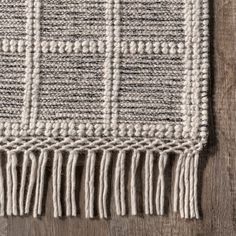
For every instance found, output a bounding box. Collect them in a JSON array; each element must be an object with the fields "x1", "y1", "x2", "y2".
[{"x1": 0, "y1": 148, "x2": 200, "y2": 219}]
